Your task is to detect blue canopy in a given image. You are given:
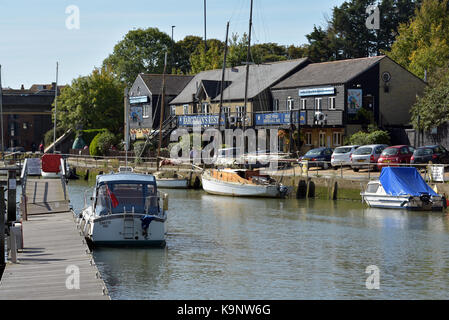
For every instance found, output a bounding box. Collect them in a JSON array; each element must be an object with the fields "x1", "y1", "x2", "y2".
[{"x1": 380, "y1": 167, "x2": 438, "y2": 197}]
